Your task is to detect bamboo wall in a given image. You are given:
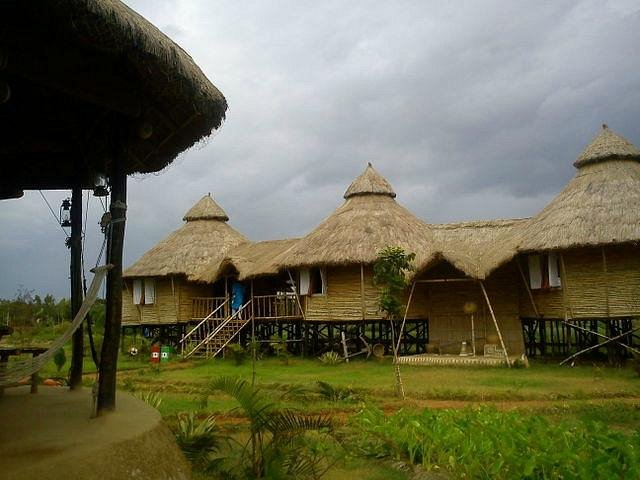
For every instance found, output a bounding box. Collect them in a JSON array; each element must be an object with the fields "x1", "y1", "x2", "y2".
[
  {"x1": 121, "y1": 277, "x2": 212, "y2": 325},
  {"x1": 517, "y1": 244, "x2": 640, "y2": 319},
  {"x1": 304, "y1": 265, "x2": 383, "y2": 321},
  {"x1": 415, "y1": 262, "x2": 524, "y2": 355}
]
